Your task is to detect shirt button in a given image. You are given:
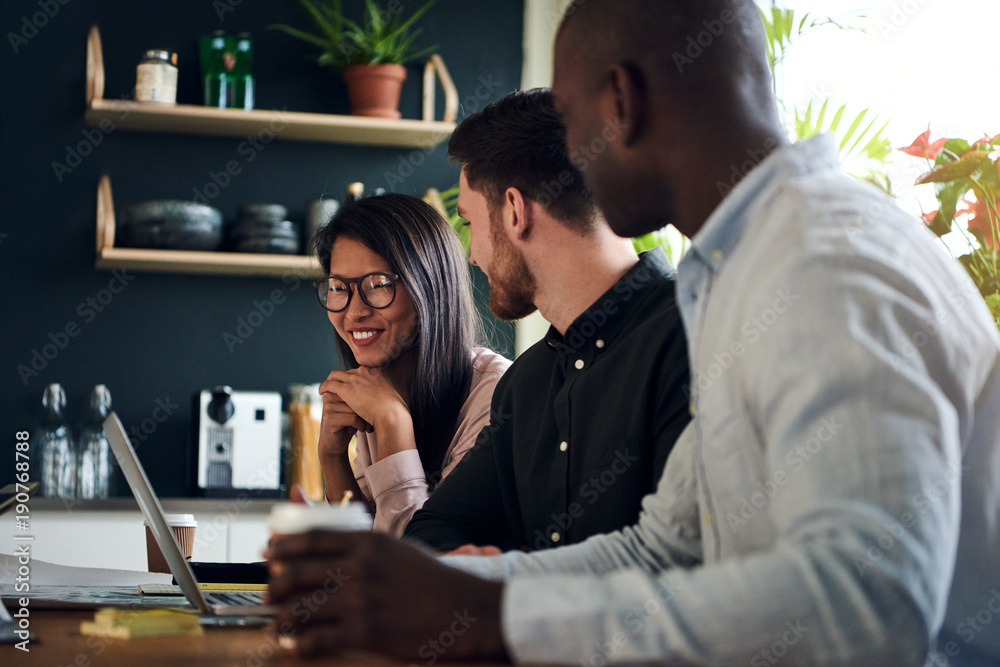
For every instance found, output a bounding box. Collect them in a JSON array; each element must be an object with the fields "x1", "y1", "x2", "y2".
[
  {"x1": 559, "y1": 441, "x2": 568, "y2": 452},
  {"x1": 595, "y1": 339, "x2": 605, "y2": 349},
  {"x1": 574, "y1": 359, "x2": 585, "y2": 369},
  {"x1": 551, "y1": 531, "x2": 561, "y2": 543}
]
